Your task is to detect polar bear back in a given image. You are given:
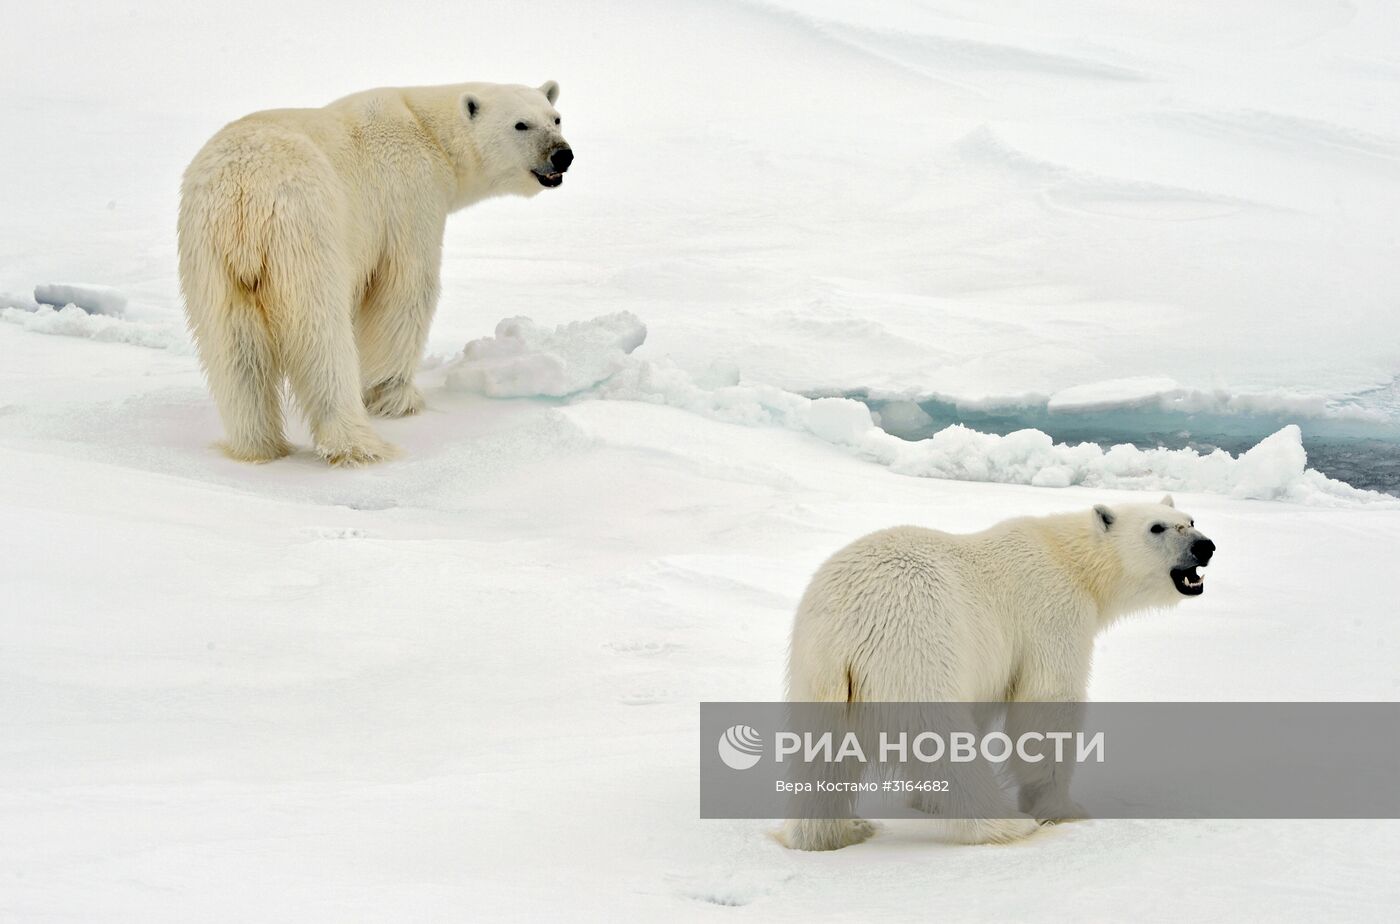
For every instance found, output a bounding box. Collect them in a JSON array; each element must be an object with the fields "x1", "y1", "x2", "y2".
[
  {"x1": 787, "y1": 521, "x2": 1097, "y2": 703},
  {"x1": 182, "y1": 96, "x2": 453, "y2": 286}
]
